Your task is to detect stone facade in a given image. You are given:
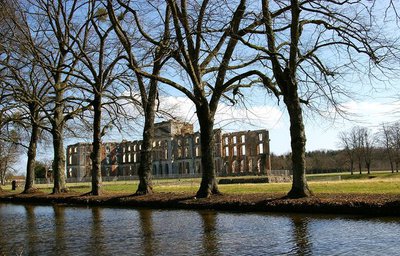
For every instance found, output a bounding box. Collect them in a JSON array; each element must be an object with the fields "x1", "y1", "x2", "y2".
[{"x1": 66, "y1": 120, "x2": 270, "y2": 180}]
